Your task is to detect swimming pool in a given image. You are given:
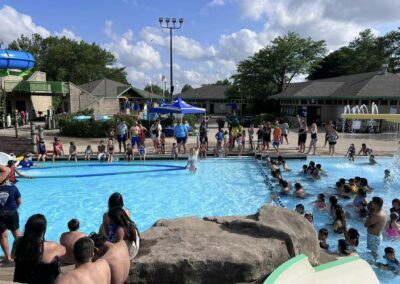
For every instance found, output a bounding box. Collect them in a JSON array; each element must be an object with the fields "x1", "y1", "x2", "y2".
[
  {"x1": 271, "y1": 157, "x2": 400, "y2": 284},
  {"x1": 9, "y1": 158, "x2": 268, "y2": 250}
]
